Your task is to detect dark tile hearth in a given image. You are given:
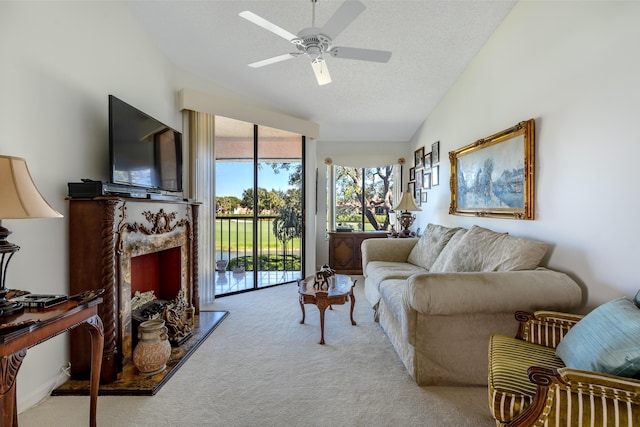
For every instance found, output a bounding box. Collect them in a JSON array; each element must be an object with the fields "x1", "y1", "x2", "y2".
[{"x1": 53, "y1": 311, "x2": 228, "y2": 396}]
